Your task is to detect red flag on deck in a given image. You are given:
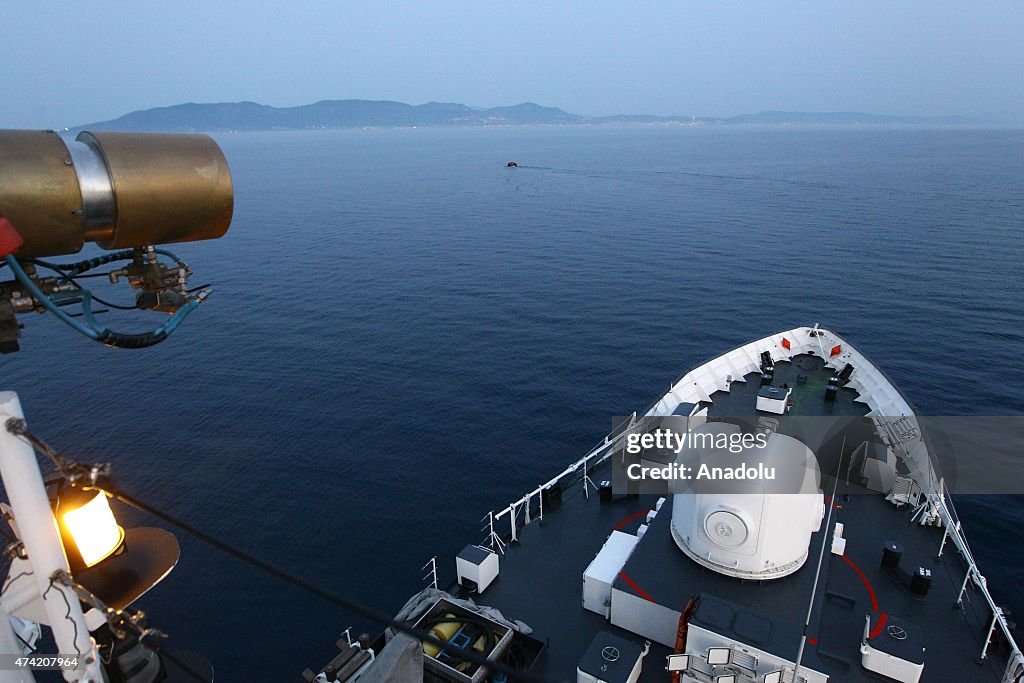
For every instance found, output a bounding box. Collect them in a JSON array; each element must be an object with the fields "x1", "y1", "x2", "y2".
[
  {"x1": 782, "y1": 338, "x2": 791, "y2": 350},
  {"x1": 830, "y1": 344, "x2": 842, "y2": 357}
]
